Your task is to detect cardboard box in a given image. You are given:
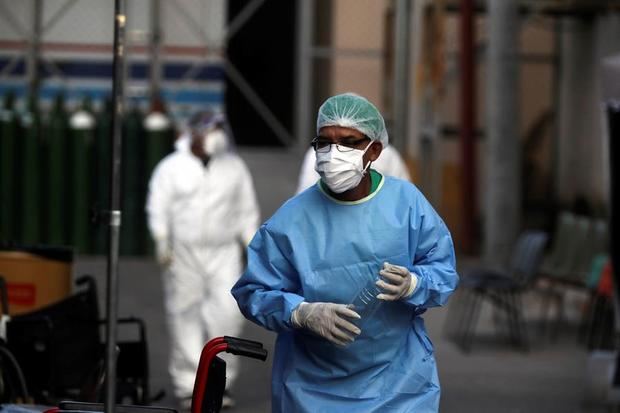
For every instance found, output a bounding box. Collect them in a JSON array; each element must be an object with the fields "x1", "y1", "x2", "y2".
[{"x1": 0, "y1": 247, "x2": 73, "y2": 315}]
